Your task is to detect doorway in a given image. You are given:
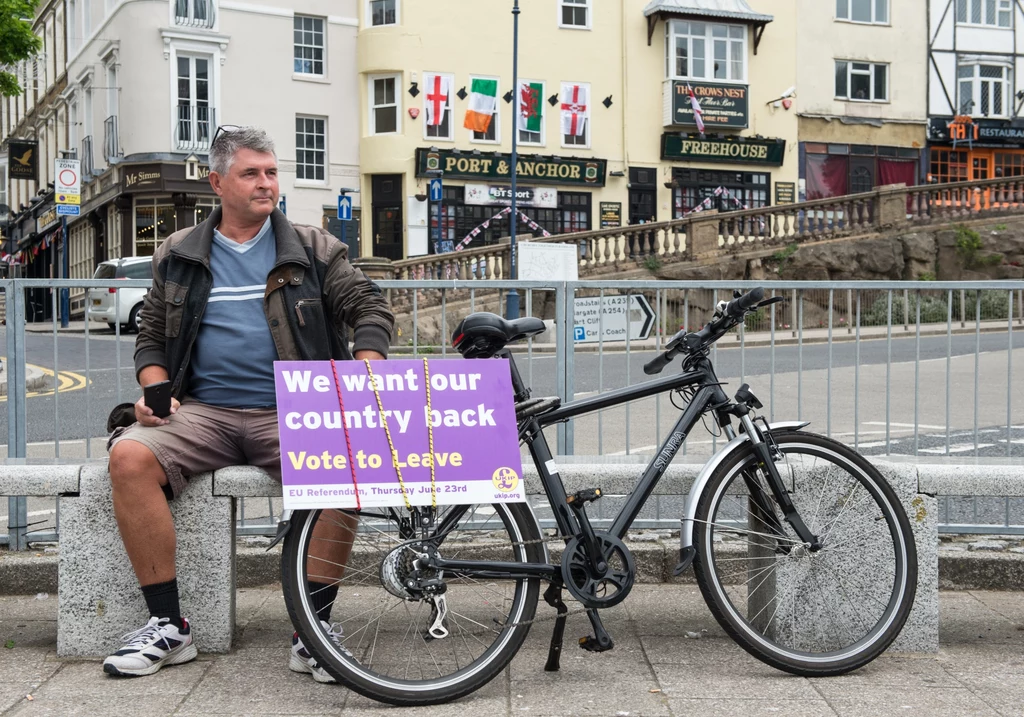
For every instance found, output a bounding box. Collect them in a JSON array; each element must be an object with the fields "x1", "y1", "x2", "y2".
[{"x1": 371, "y1": 174, "x2": 403, "y2": 260}]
